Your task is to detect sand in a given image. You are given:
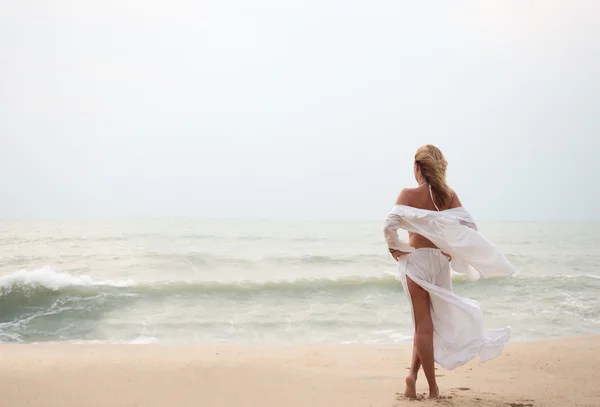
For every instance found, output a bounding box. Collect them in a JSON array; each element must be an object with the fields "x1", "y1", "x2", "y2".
[{"x1": 0, "y1": 336, "x2": 598, "y2": 407}]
